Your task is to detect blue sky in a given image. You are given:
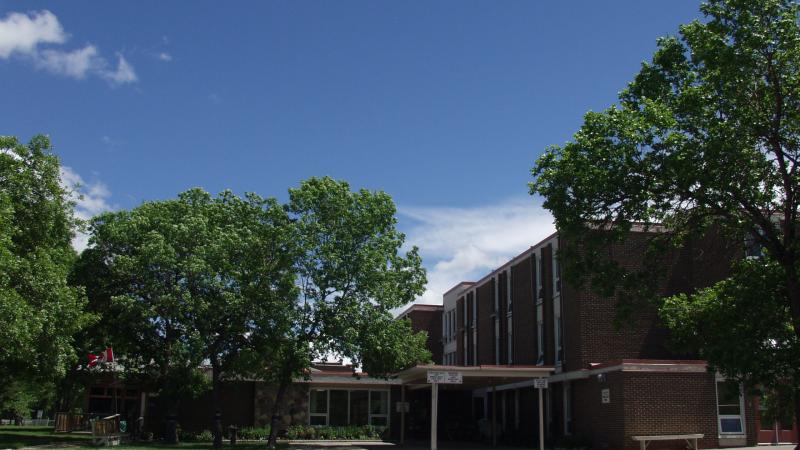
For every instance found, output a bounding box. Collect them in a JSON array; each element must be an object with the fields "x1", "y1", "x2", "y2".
[{"x1": 1, "y1": 1, "x2": 703, "y2": 304}]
